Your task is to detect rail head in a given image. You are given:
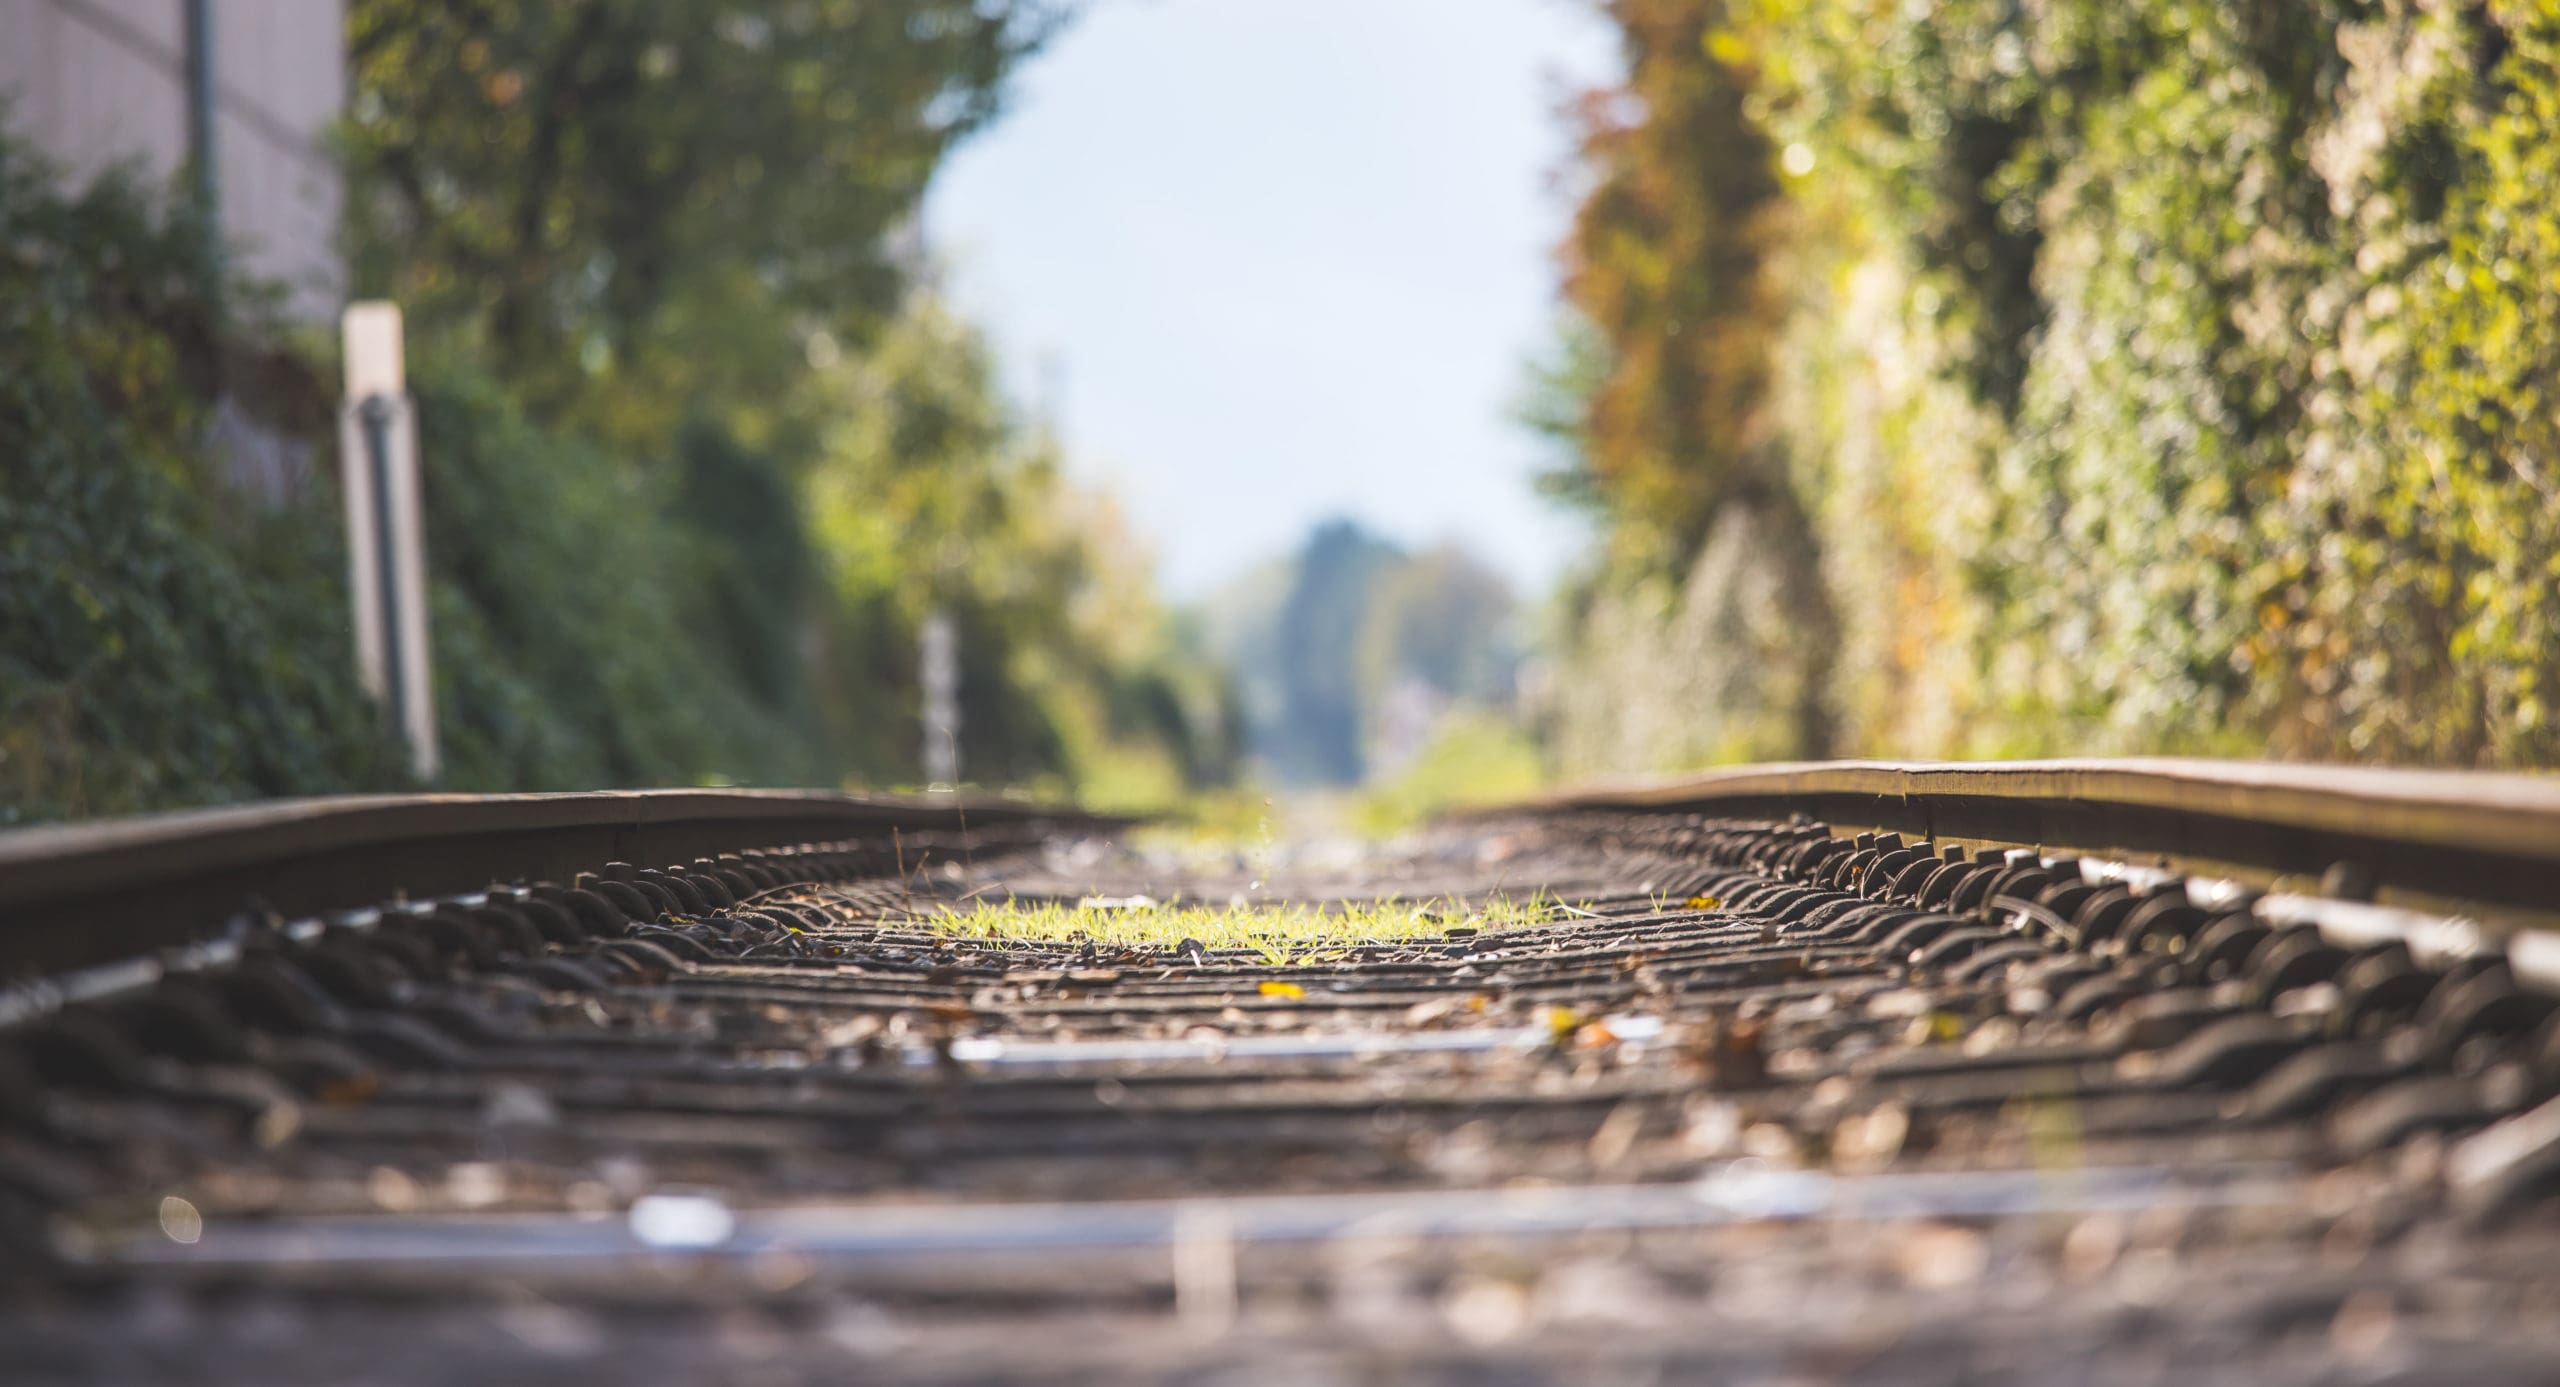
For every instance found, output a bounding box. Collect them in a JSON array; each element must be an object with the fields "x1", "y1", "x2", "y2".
[
  {"x1": 0, "y1": 789, "x2": 1125, "y2": 978},
  {"x1": 1493, "y1": 757, "x2": 2560, "y2": 922}
]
